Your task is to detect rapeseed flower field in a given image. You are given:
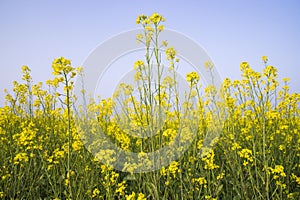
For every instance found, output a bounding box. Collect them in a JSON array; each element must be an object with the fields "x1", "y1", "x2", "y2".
[{"x1": 0, "y1": 13, "x2": 299, "y2": 199}]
